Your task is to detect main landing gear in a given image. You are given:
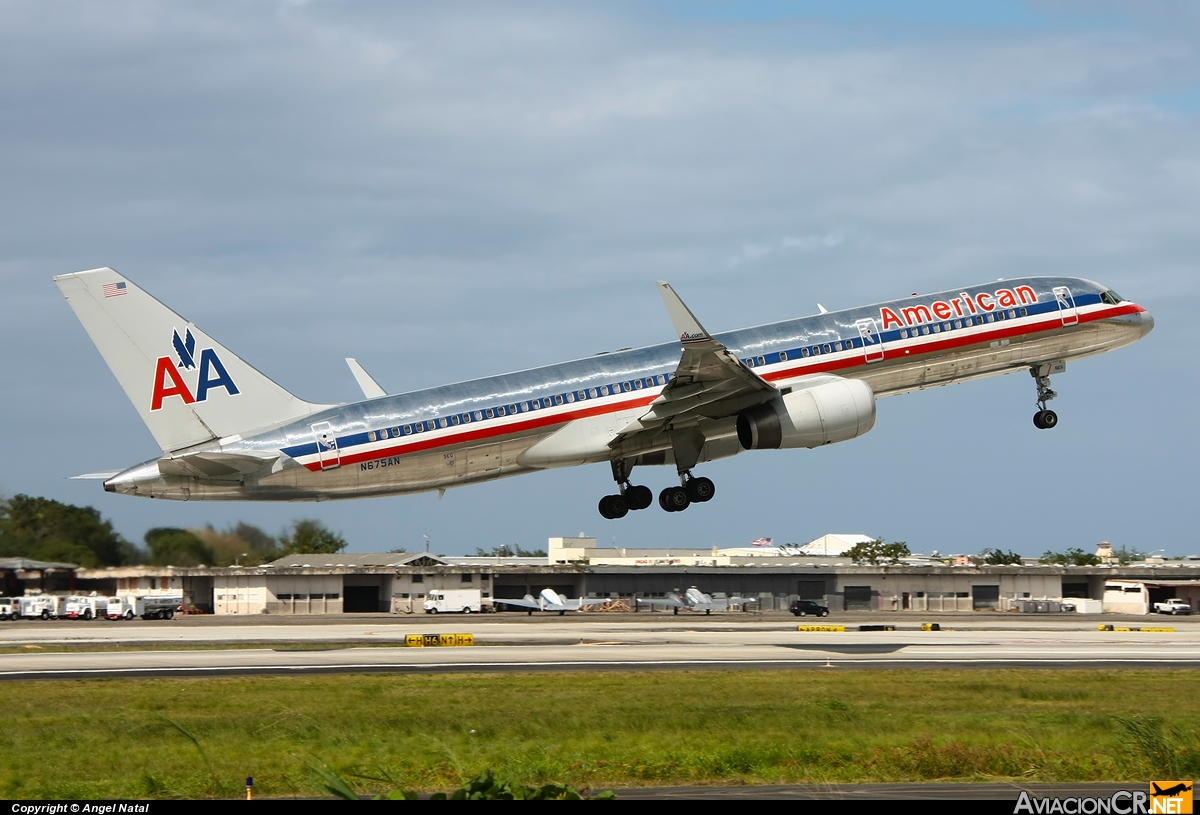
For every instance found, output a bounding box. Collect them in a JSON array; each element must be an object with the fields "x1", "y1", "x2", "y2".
[
  {"x1": 658, "y1": 475, "x2": 715, "y2": 513},
  {"x1": 598, "y1": 460, "x2": 715, "y2": 518},
  {"x1": 598, "y1": 460, "x2": 654, "y2": 519},
  {"x1": 1031, "y1": 363, "x2": 1060, "y2": 430}
]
